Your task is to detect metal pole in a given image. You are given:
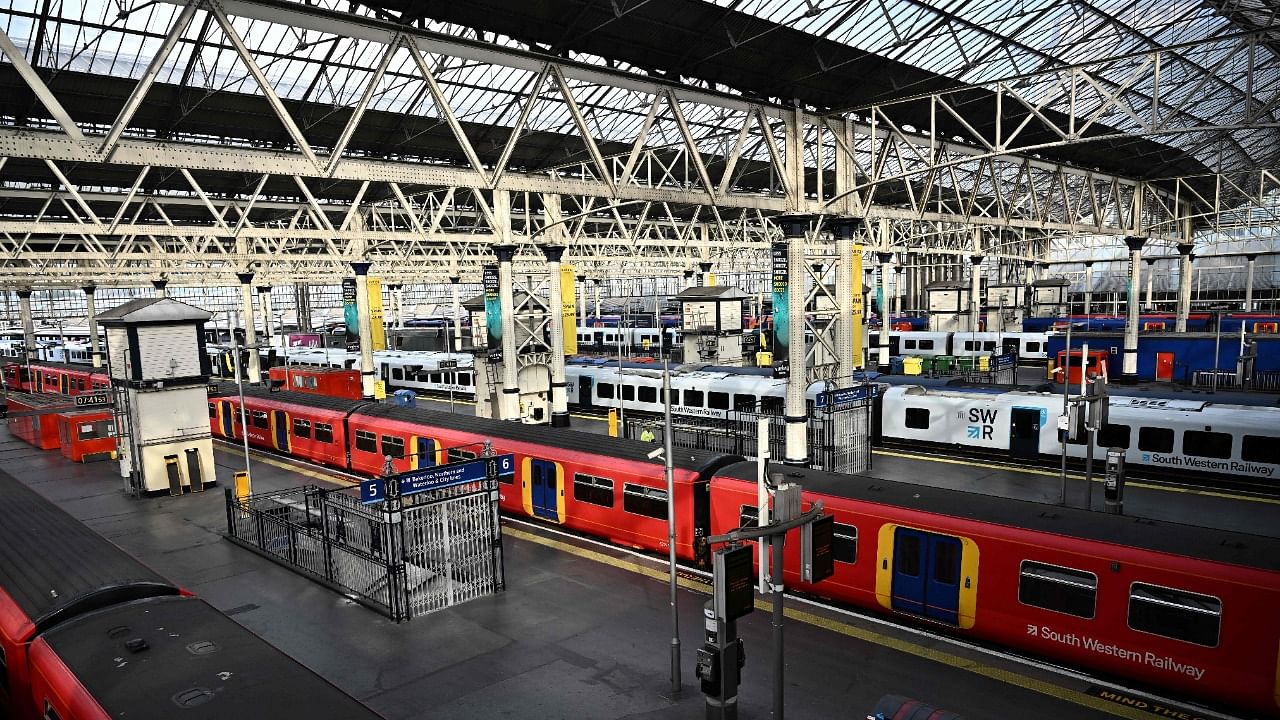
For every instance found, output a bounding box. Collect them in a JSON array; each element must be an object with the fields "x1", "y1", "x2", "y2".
[
  {"x1": 235, "y1": 344, "x2": 252, "y2": 493},
  {"x1": 771, "y1": 533, "x2": 785, "y2": 720},
  {"x1": 1059, "y1": 321, "x2": 1072, "y2": 506},
  {"x1": 1214, "y1": 310, "x2": 1222, "y2": 393},
  {"x1": 663, "y1": 359, "x2": 680, "y2": 695}
]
